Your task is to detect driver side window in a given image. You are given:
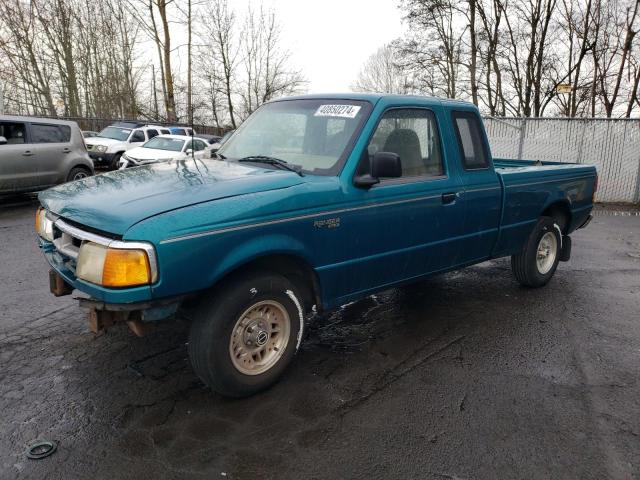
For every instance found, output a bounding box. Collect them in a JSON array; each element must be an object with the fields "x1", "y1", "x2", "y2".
[
  {"x1": 130, "y1": 130, "x2": 145, "y2": 142},
  {"x1": 365, "y1": 109, "x2": 444, "y2": 180}
]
